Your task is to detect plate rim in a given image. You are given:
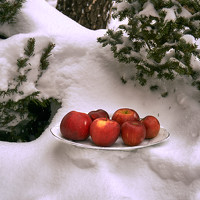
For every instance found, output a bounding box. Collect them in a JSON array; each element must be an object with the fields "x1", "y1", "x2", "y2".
[{"x1": 50, "y1": 125, "x2": 170, "y2": 151}]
